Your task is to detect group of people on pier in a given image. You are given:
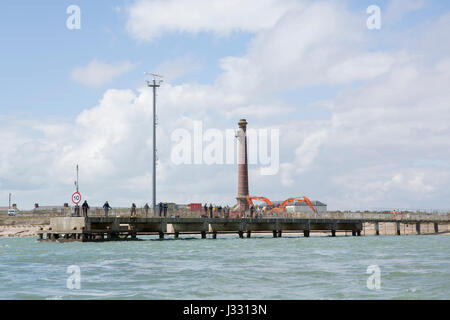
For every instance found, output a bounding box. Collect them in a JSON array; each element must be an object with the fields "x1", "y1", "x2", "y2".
[
  {"x1": 73, "y1": 201, "x2": 265, "y2": 219},
  {"x1": 203, "y1": 204, "x2": 232, "y2": 218},
  {"x1": 73, "y1": 201, "x2": 152, "y2": 218}
]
